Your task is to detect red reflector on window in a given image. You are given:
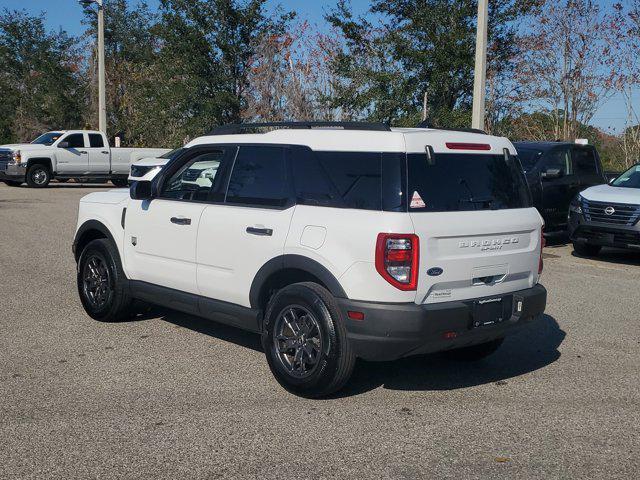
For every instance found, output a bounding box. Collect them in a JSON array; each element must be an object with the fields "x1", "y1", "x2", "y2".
[
  {"x1": 347, "y1": 311, "x2": 365, "y2": 321},
  {"x1": 445, "y1": 142, "x2": 492, "y2": 151}
]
